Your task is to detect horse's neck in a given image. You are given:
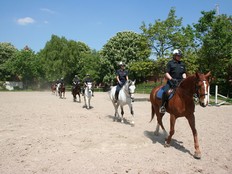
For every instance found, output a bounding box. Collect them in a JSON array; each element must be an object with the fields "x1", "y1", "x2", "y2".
[{"x1": 178, "y1": 76, "x2": 196, "y2": 95}]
